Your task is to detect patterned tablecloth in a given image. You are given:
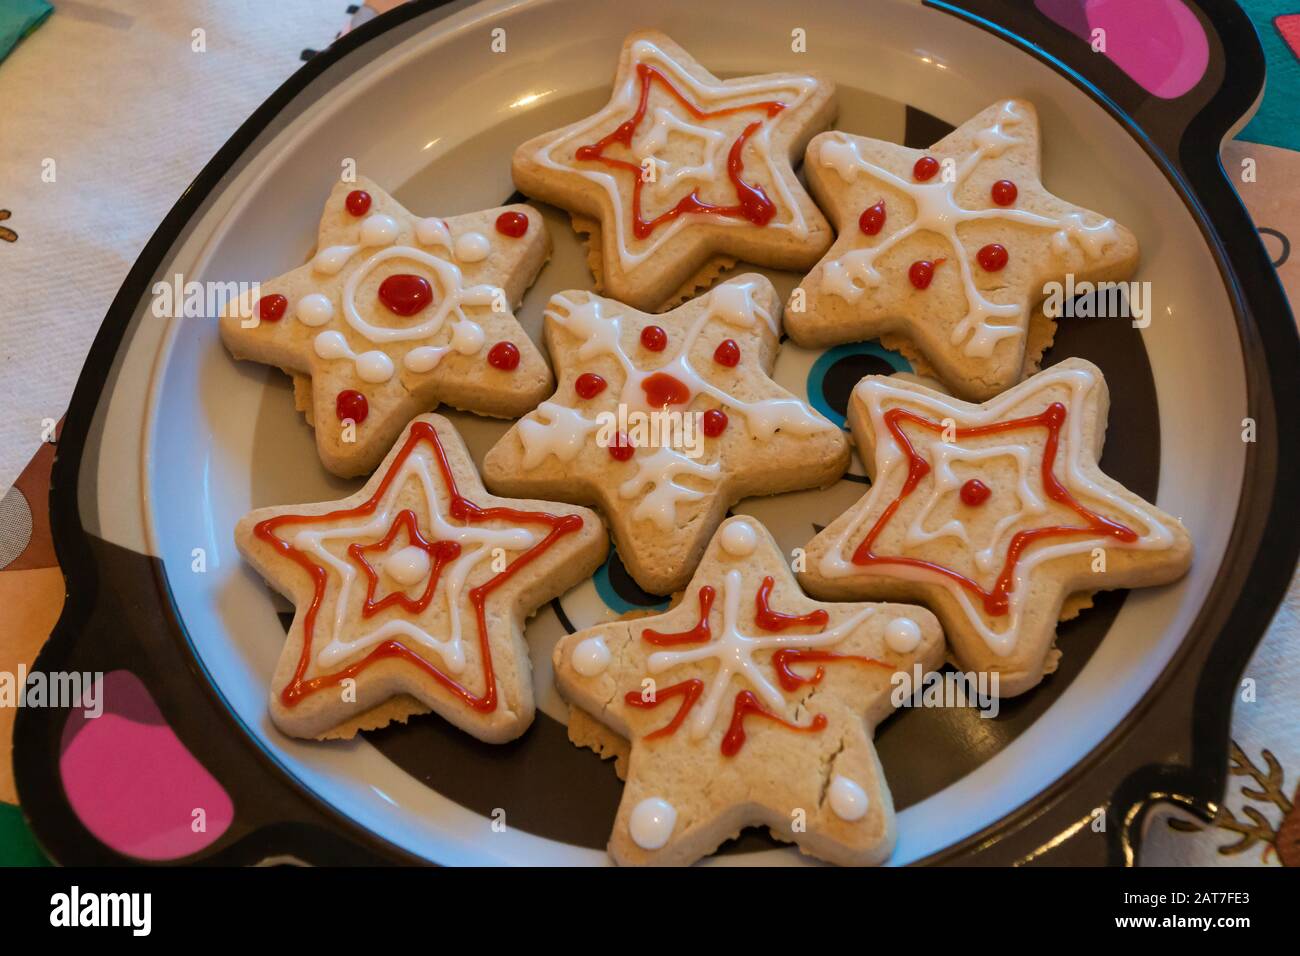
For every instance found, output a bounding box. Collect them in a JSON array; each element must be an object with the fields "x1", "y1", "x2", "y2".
[{"x1": 0, "y1": 0, "x2": 1295, "y2": 866}]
